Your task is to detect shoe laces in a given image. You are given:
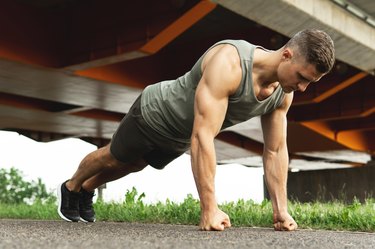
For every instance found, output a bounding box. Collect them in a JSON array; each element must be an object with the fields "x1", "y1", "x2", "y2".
[
  {"x1": 80, "y1": 189, "x2": 95, "y2": 210},
  {"x1": 66, "y1": 189, "x2": 81, "y2": 210}
]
